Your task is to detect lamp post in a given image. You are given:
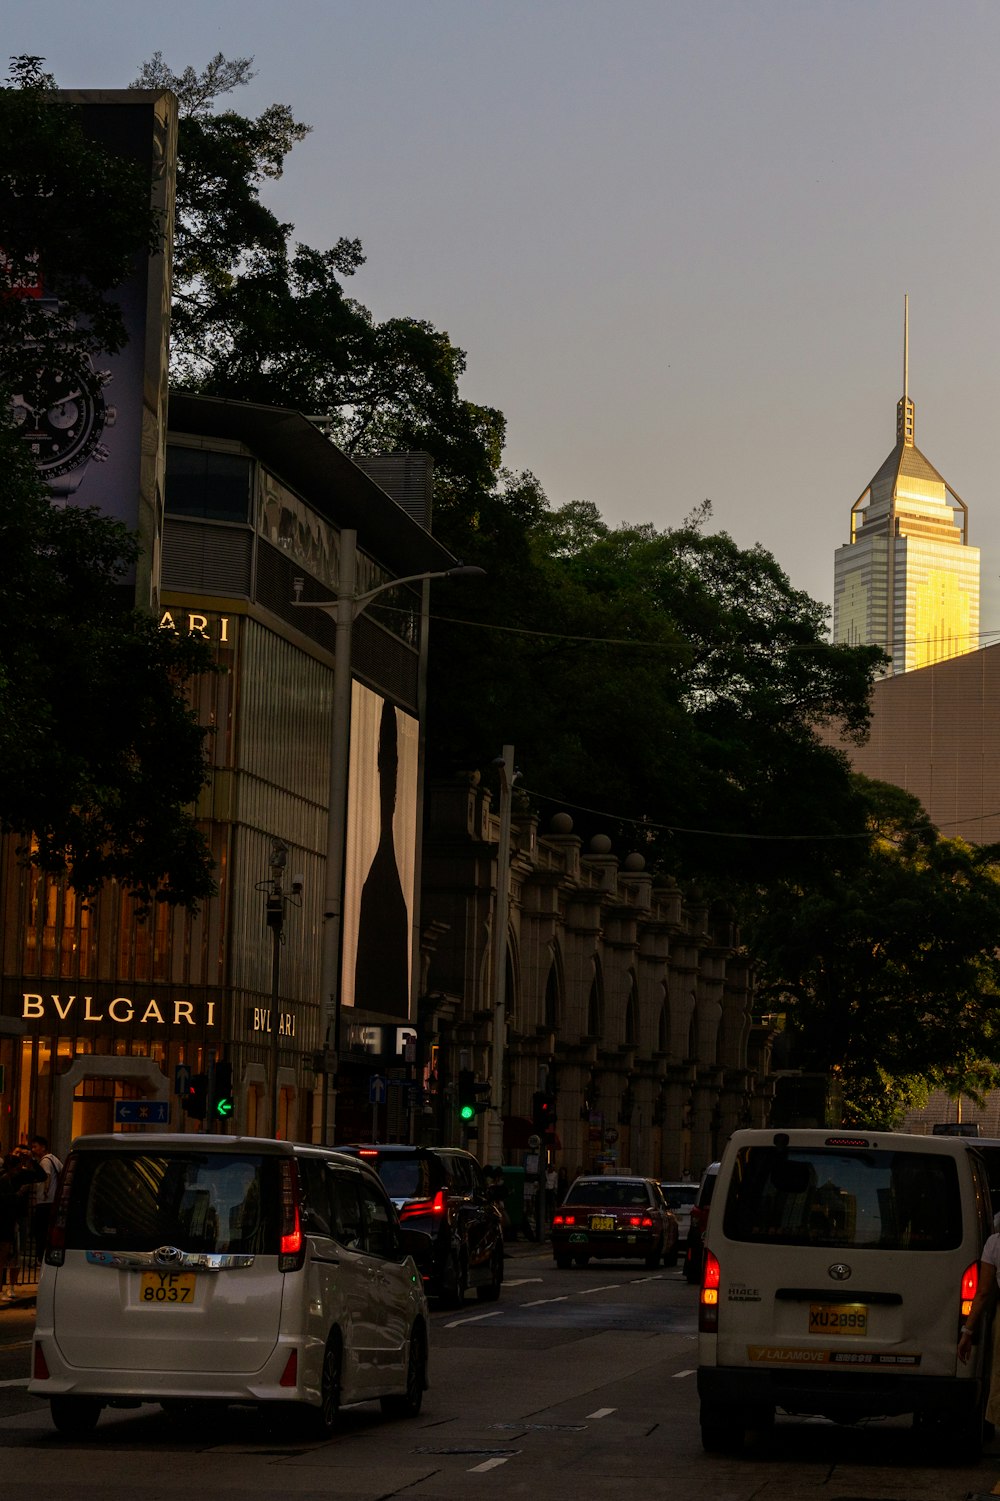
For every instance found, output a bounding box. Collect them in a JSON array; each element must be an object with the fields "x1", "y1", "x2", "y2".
[
  {"x1": 292, "y1": 533, "x2": 484, "y2": 1144},
  {"x1": 486, "y1": 745, "x2": 516, "y2": 1166}
]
